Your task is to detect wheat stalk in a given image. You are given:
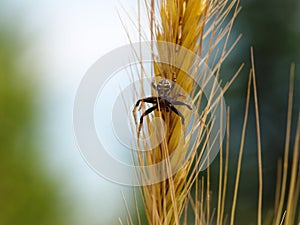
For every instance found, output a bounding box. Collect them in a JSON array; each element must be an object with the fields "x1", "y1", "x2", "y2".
[
  {"x1": 117, "y1": 0, "x2": 299, "y2": 224},
  {"x1": 126, "y1": 1, "x2": 242, "y2": 225}
]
